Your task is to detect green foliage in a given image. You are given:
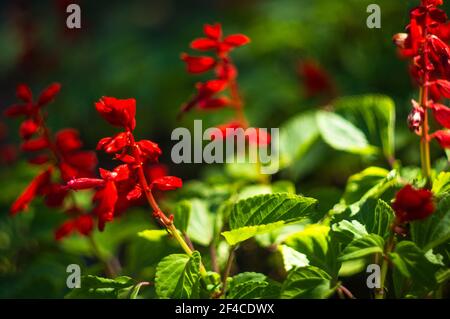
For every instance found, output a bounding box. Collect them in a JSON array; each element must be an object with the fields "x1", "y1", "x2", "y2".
[
  {"x1": 66, "y1": 275, "x2": 142, "y2": 299},
  {"x1": 338, "y1": 234, "x2": 384, "y2": 261},
  {"x1": 222, "y1": 193, "x2": 319, "y2": 245},
  {"x1": 155, "y1": 252, "x2": 202, "y2": 299},
  {"x1": 226, "y1": 272, "x2": 280, "y2": 299},
  {"x1": 316, "y1": 111, "x2": 378, "y2": 155},
  {"x1": 280, "y1": 266, "x2": 336, "y2": 299}
]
